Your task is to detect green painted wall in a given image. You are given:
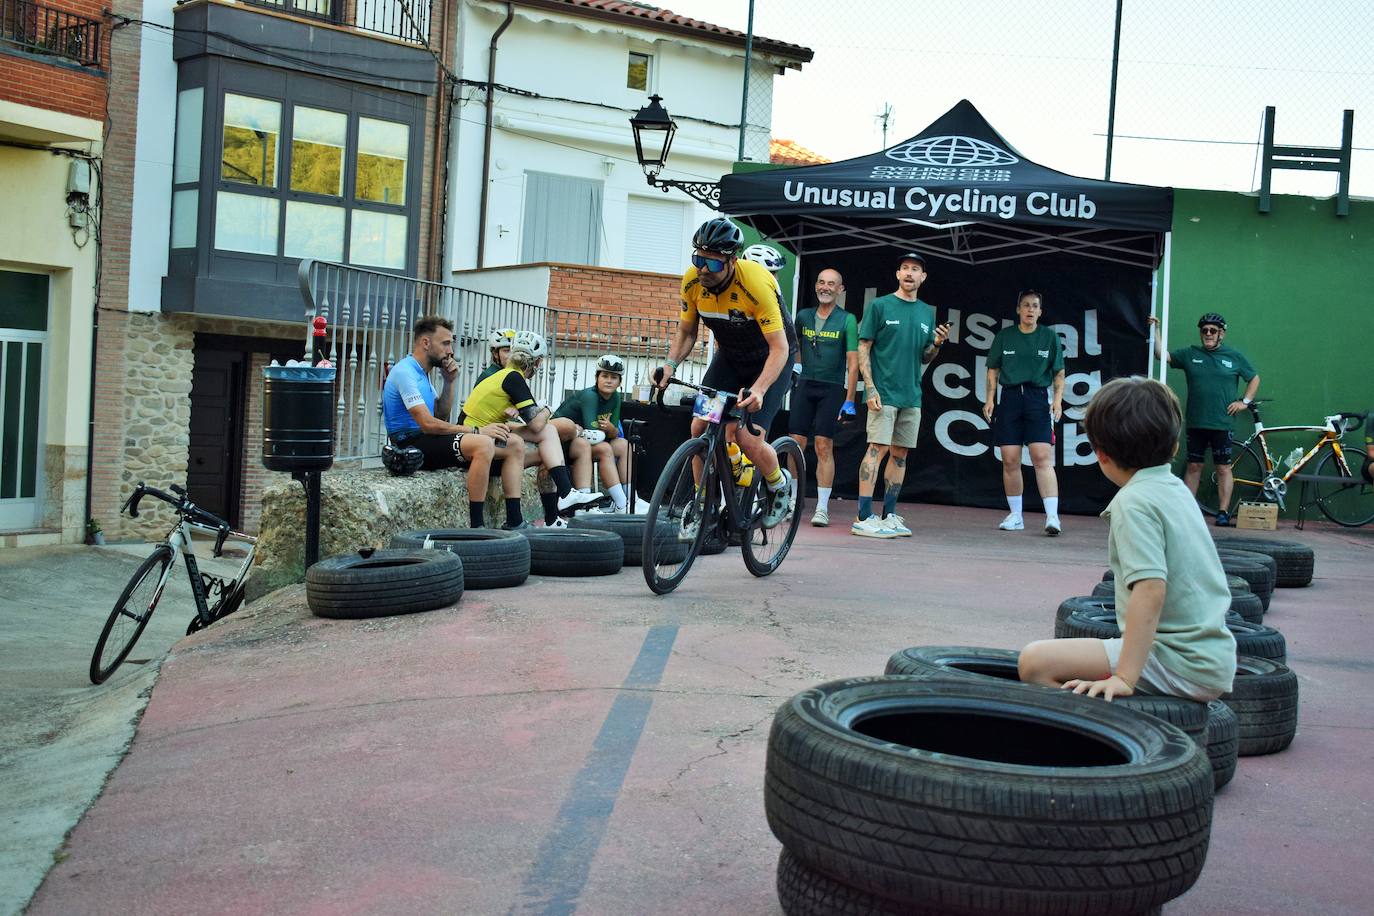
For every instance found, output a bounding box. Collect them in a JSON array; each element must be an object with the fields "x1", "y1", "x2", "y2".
[{"x1": 1160, "y1": 188, "x2": 1372, "y2": 508}]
